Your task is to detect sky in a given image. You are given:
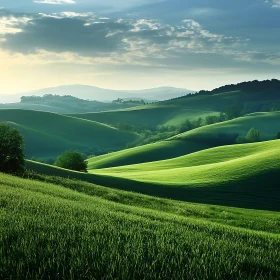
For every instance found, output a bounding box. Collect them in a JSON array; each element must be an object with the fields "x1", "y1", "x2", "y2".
[{"x1": 0, "y1": 0, "x2": 280, "y2": 93}]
